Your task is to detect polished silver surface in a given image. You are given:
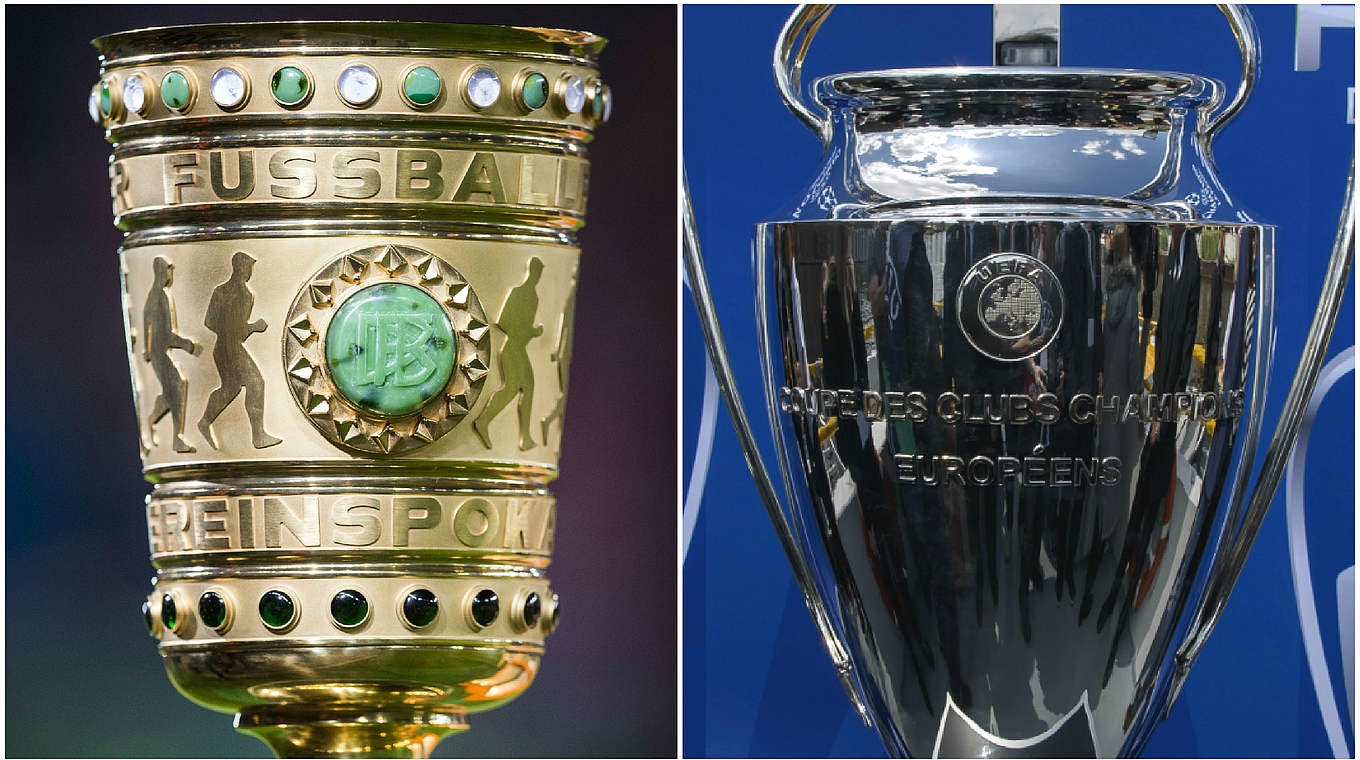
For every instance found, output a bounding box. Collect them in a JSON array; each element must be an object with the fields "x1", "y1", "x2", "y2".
[
  {"x1": 775, "y1": 4, "x2": 1259, "y2": 155},
  {"x1": 686, "y1": 4, "x2": 1353, "y2": 757},
  {"x1": 760, "y1": 216, "x2": 1262, "y2": 757}
]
